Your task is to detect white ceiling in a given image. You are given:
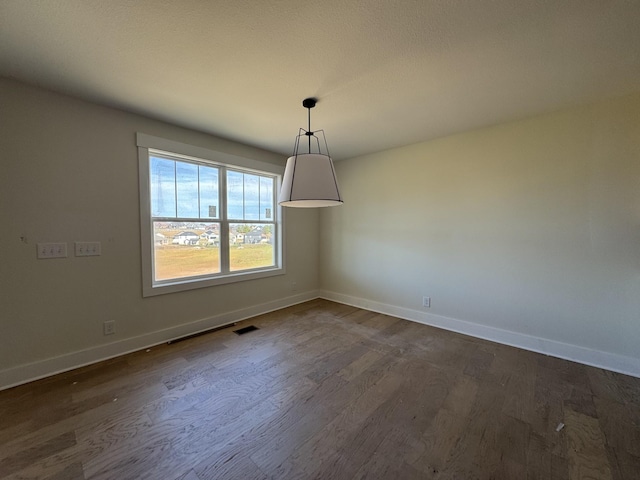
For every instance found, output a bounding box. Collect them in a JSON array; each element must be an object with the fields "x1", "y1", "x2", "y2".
[{"x1": 2, "y1": 0, "x2": 640, "y2": 160}]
